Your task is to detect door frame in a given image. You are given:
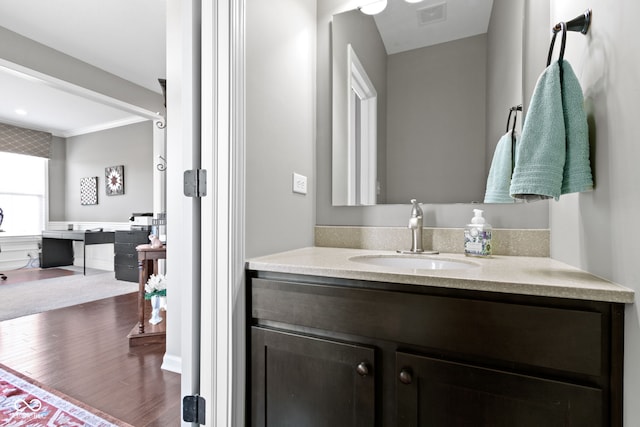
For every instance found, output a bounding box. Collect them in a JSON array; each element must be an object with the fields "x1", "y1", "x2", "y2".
[
  {"x1": 199, "y1": 0, "x2": 246, "y2": 426},
  {"x1": 172, "y1": 0, "x2": 246, "y2": 424},
  {"x1": 347, "y1": 44, "x2": 377, "y2": 206}
]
